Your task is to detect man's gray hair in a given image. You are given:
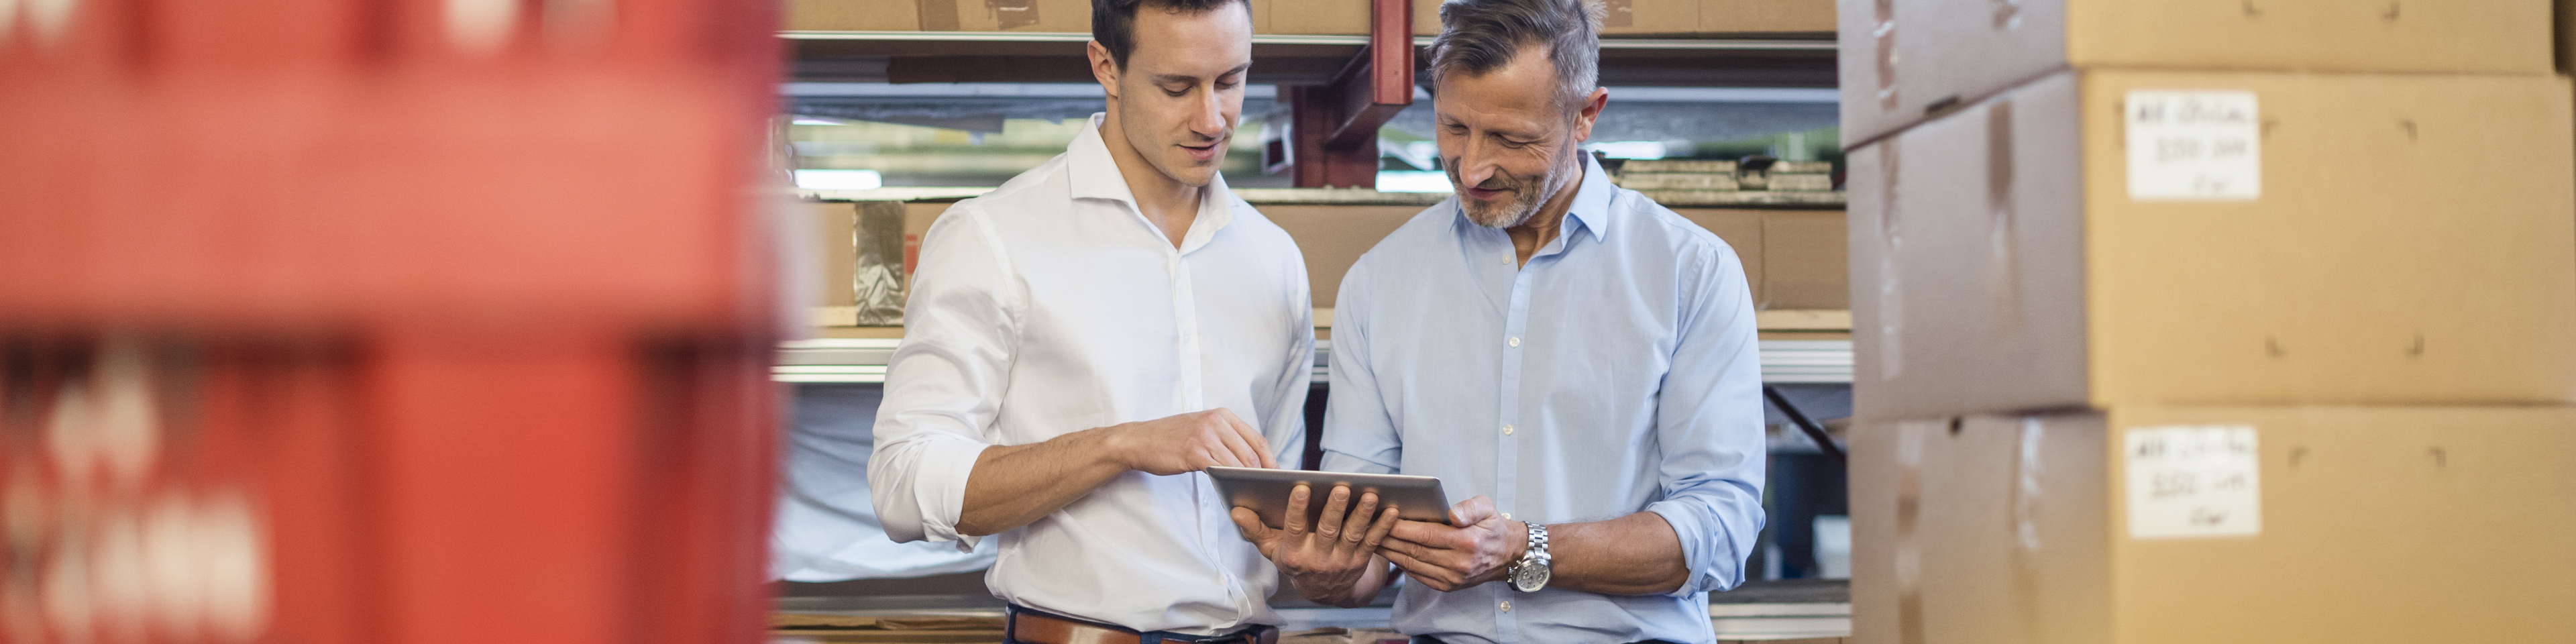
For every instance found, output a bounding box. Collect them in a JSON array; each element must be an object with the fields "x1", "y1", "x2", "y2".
[{"x1": 1423, "y1": 0, "x2": 1602, "y2": 110}]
